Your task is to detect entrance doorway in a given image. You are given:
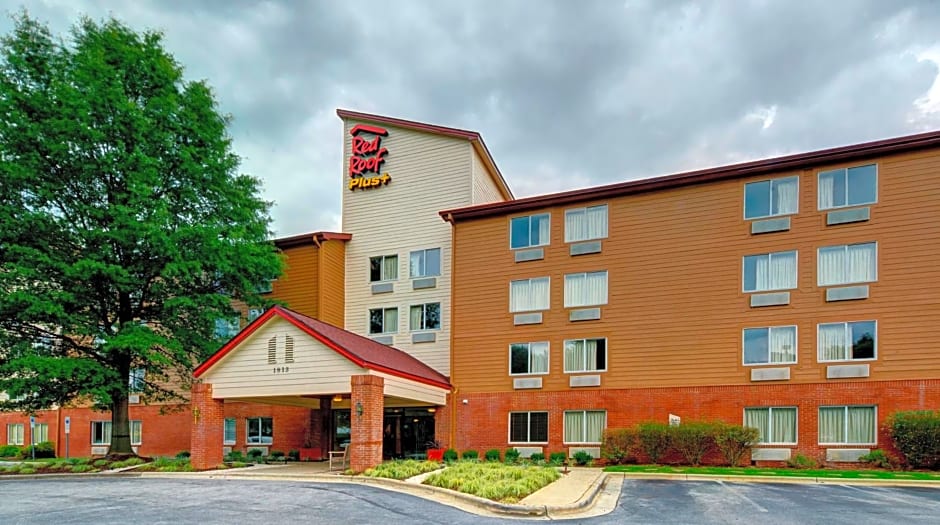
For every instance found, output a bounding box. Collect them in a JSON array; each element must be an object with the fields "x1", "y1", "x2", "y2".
[{"x1": 331, "y1": 407, "x2": 435, "y2": 459}]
